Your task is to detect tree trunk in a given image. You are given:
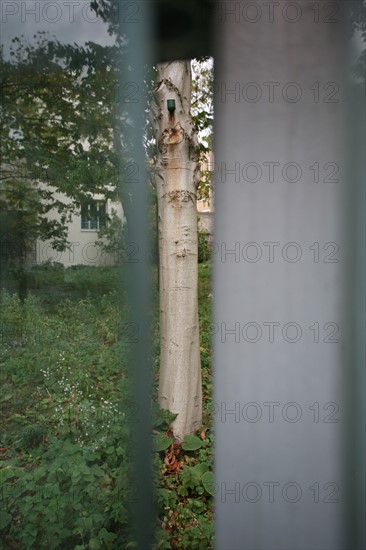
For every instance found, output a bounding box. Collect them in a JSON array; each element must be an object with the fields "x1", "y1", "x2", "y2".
[{"x1": 151, "y1": 61, "x2": 202, "y2": 442}]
